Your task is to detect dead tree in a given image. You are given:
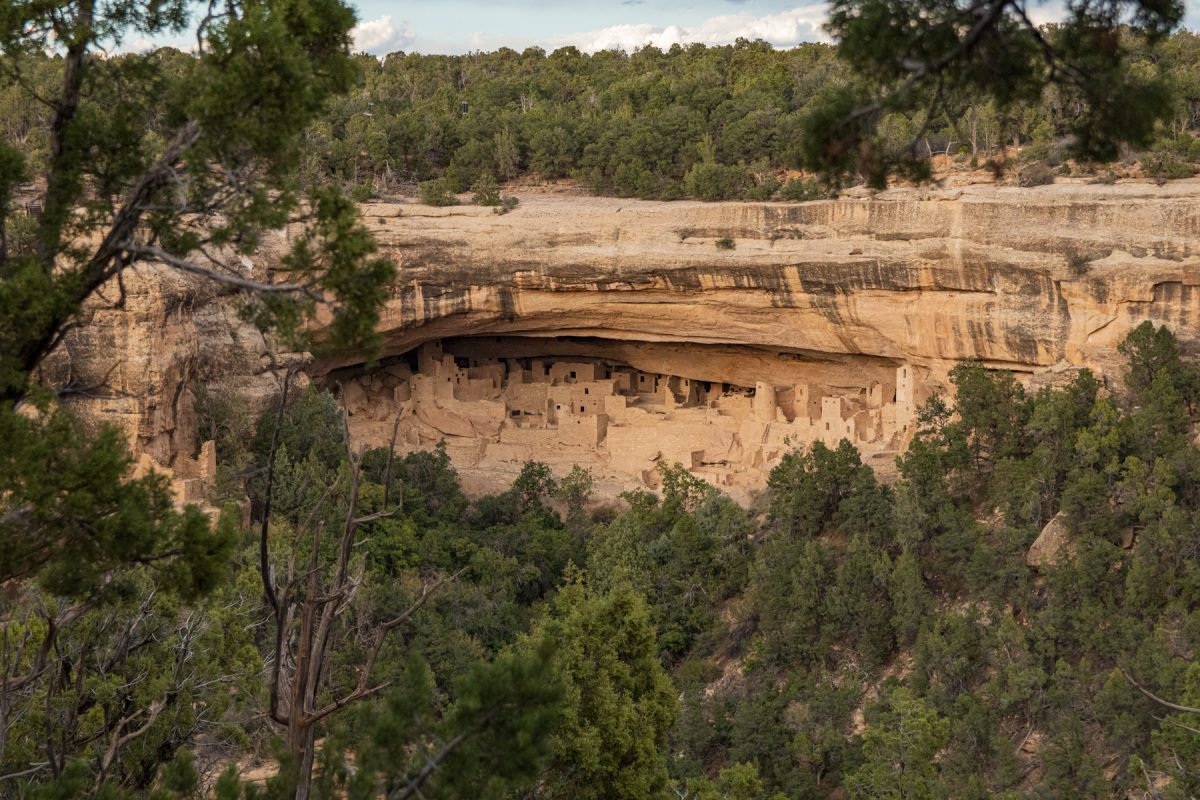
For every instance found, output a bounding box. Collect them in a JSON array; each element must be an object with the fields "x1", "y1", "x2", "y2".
[
  {"x1": 257, "y1": 374, "x2": 460, "y2": 800},
  {"x1": 0, "y1": 590, "x2": 226, "y2": 789}
]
